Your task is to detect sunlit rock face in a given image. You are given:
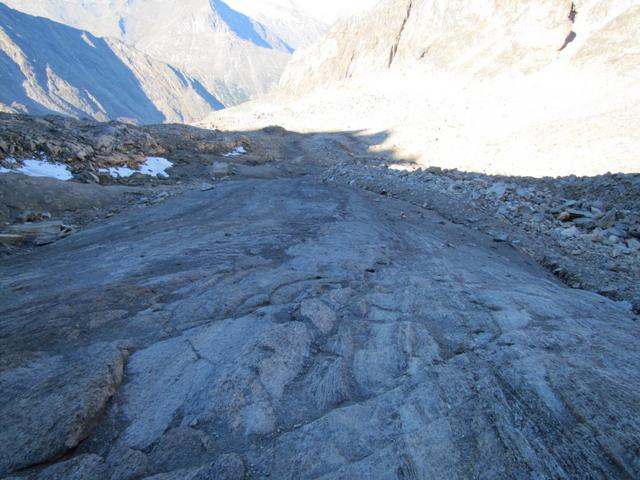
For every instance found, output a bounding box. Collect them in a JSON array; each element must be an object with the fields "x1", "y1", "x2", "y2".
[
  {"x1": 279, "y1": 0, "x2": 576, "y2": 95},
  {"x1": 278, "y1": 0, "x2": 640, "y2": 96},
  {"x1": 199, "y1": 0, "x2": 635, "y2": 178}
]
